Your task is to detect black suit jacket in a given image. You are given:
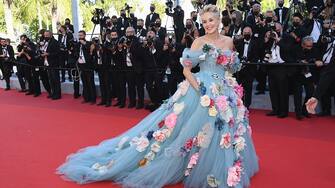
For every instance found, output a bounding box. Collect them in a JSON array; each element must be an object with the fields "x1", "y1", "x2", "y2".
[
  {"x1": 57, "y1": 33, "x2": 74, "y2": 51},
  {"x1": 117, "y1": 17, "x2": 130, "y2": 37},
  {"x1": 45, "y1": 38, "x2": 60, "y2": 67},
  {"x1": 156, "y1": 27, "x2": 167, "y2": 42},
  {"x1": 136, "y1": 28, "x2": 147, "y2": 38},
  {"x1": 274, "y1": 7, "x2": 289, "y2": 24},
  {"x1": 246, "y1": 13, "x2": 265, "y2": 39},
  {"x1": 145, "y1": 12, "x2": 160, "y2": 29},
  {"x1": 0, "y1": 45, "x2": 15, "y2": 62},
  {"x1": 74, "y1": 41, "x2": 93, "y2": 69}
]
